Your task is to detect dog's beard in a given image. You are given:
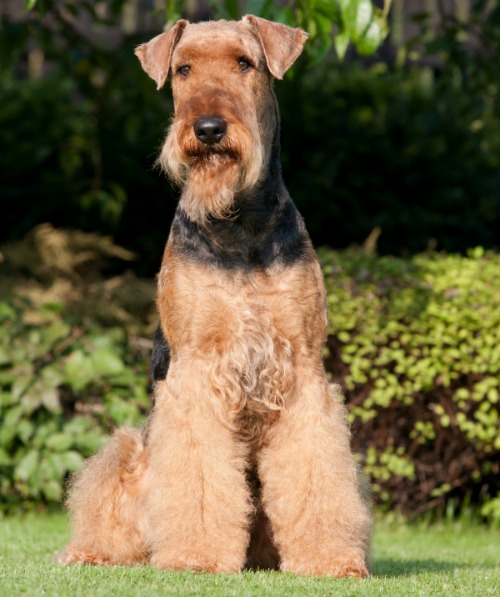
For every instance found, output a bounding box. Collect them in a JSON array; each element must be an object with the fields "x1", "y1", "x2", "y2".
[
  {"x1": 180, "y1": 155, "x2": 241, "y2": 221},
  {"x1": 157, "y1": 119, "x2": 264, "y2": 222}
]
